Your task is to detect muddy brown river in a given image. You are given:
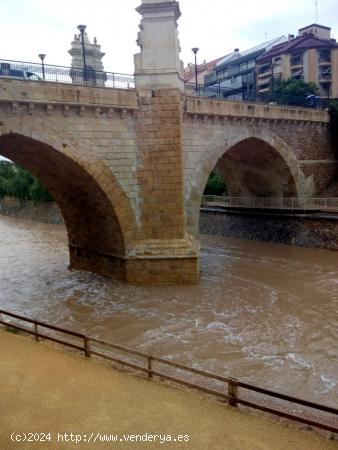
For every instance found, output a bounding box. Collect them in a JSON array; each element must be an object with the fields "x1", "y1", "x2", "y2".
[{"x1": 0, "y1": 216, "x2": 337, "y2": 407}]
